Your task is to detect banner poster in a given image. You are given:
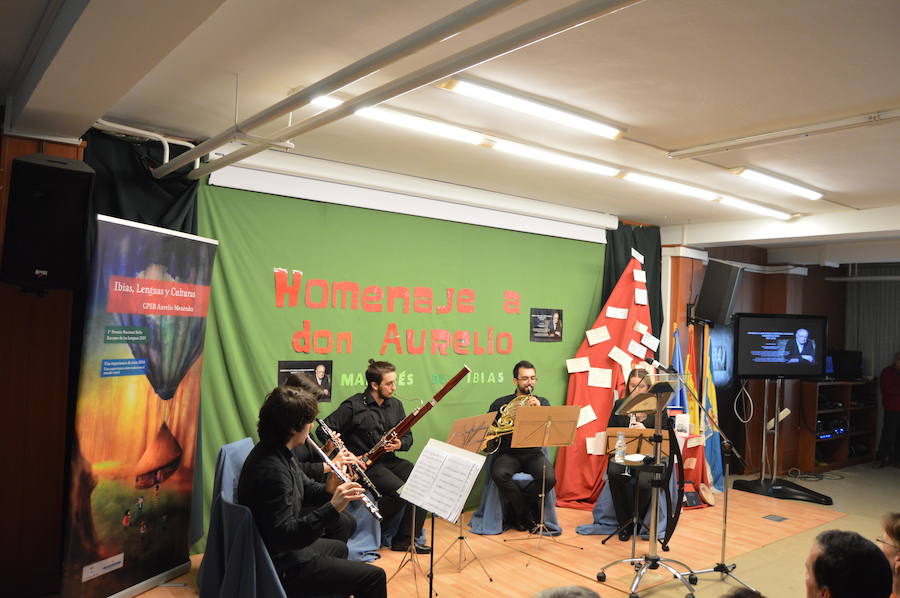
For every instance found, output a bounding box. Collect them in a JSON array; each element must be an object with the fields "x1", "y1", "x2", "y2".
[{"x1": 62, "y1": 215, "x2": 218, "y2": 598}]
